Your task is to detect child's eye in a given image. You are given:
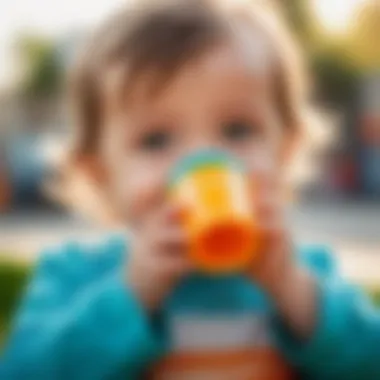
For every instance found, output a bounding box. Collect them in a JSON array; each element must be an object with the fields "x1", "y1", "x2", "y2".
[
  {"x1": 221, "y1": 120, "x2": 261, "y2": 143},
  {"x1": 138, "y1": 130, "x2": 173, "y2": 152}
]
